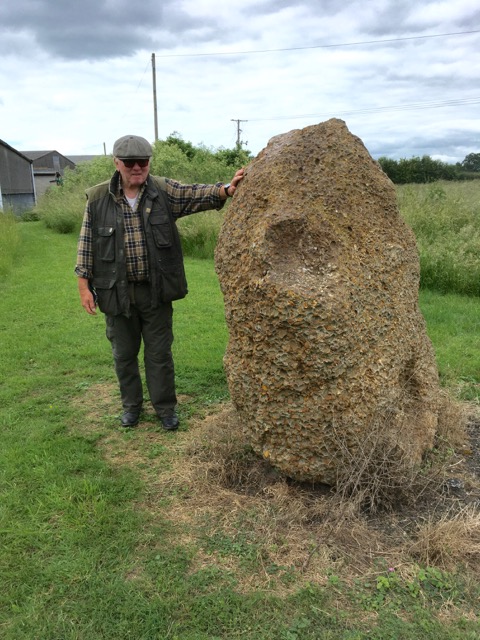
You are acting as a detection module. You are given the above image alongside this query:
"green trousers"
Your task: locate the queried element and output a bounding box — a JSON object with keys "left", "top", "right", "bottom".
{"left": 105, "top": 282, "right": 177, "bottom": 418}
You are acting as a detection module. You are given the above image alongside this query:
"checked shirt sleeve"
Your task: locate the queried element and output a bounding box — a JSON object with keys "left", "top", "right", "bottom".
{"left": 163, "top": 178, "right": 225, "bottom": 218}
{"left": 74, "top": 203, "right": 93, "bottom": 279}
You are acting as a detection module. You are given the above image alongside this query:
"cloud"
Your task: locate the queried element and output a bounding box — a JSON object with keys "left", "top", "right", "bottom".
{"left": 0, "top": 1, "right": 478, "bottom": 162}
{"left": 0, "top": 0, "right": 203, "bottom": 60}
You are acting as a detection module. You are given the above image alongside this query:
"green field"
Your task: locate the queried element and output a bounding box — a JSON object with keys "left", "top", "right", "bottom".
{"left": 0, "top": 176, "right": 479, "bottom": 638}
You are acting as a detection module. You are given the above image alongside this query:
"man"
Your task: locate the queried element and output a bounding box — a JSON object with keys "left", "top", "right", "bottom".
{"left": 75, "top": 134, "right": 244, "bottom": 430}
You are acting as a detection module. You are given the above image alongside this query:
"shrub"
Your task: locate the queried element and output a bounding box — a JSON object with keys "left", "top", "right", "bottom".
{"left": 378, "top": 155, "right": 461, "bottom": 183}
{"left": 35, "top": 156, "right": 115, "bottom": 234}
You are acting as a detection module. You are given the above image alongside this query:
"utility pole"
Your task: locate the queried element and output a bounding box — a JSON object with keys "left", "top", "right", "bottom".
{"left": 231, "top": 119, "right": 248, "bottom": 149}
{"left": 152, "top": 53, "right": 159, "bottom": 141}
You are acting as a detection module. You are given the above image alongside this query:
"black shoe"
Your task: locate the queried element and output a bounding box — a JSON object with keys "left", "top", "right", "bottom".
{"left": 160, "top": 414, "right": 179, "bottom": 431}
{"left": 120, "top": 411, "right": 140, "bottom": 428}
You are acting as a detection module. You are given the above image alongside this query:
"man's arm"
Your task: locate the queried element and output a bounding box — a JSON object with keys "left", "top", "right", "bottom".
{"left": 75, "top": 202, "right": 96, "bottom": 315}
{"left": 165, "top": 168, "right": 245, "bottom": 218}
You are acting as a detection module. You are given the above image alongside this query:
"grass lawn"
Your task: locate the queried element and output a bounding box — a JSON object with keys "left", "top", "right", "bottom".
{"left": 0, "top": 222, "right": 479, "bottom": 639}
{"left": 419, "top": 290, "right": 480, "bottom": 401}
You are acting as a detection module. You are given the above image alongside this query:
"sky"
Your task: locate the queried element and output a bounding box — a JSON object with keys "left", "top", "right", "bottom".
{"left": 0, "top": 0, "right": 479, "bottom": 164}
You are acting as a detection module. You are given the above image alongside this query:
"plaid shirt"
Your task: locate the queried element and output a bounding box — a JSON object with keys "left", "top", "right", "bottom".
{"left": 75, "top": 175, "right": 224, "bottom": 281}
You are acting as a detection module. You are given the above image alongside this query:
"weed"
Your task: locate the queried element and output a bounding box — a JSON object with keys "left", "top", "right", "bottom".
{"left": 358, "top": 565, "right": 463, "bottom": 612}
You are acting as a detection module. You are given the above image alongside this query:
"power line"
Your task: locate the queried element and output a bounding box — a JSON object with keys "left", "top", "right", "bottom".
{"left": 154, "top": 30, "right": 480, "bottom": 59}
{"left": 245, "top": 96, "right": 480, "bottom": 123}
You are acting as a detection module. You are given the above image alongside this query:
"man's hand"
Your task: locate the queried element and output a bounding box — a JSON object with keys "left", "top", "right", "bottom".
{"left": 78, "top": 277, "right": 97, "bottom": 315}
{"left": 222, "top": 167, "right": 245, "bottom": 198}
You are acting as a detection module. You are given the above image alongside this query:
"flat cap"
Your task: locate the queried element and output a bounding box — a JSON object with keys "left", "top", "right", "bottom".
{"left": 113, "top": 135, "right": 152, "bottom": 158}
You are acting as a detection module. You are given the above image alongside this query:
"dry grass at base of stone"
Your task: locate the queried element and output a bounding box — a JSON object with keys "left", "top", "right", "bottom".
{"left": 71, "top": 385, "right": 480, "bottom": 591}
{"left": 408, "top": 505, "right": 480, "bottom": 569}
{"left": 332, "top": 390, "right": 469, "bottom": 516}
{"left": 165, "top": 401, "right": 480, "bottom": 585}
{"left": 171, "top": 408, "right": 388, "bottom": 587}
{"left": 332, "top": 422, "right": 426, "bottom": 517}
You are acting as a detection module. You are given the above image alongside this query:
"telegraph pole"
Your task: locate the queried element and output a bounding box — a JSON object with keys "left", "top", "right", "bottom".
{"left": 231, "top": 119, "right": 248, "bottom": 149}
{"left": 152, "top": 53, "right": 159, "bottom": 141}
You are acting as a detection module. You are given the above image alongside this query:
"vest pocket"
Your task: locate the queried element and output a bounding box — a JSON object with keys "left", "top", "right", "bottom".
{"left": 157, "top": 262, "right": 188, "bottom": 302}
{"left": 97, "top": 226, "right": 115, "bottom": 261}
{"left": 149, "top": 214, "right": 172, "bottom": 248}
{"left": 91, "top": 277, "right": 118, "bottom": 315}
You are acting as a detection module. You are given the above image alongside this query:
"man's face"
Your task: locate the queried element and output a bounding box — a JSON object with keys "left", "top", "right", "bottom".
{"left": 114, "top": 157, "right": 150, "bottom": 190}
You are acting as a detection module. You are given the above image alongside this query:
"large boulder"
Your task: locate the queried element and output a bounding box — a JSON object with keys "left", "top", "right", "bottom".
{"left": 215, "top": 119, "right": 440, "bottom": 484}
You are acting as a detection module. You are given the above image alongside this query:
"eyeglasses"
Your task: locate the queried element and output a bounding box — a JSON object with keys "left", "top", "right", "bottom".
{"left": 120, "top": 158, "right": 150, "bottom": 168}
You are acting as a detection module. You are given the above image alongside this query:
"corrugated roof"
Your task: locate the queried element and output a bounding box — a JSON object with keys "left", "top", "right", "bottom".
{"left": 21, "top": 150, "right": 52, "bottom": 160}
{"left": 21, "top": 150, "right": 75, "bottom": 162}
{"left": 0, "top": 139, "right": 33, "bottom": 163}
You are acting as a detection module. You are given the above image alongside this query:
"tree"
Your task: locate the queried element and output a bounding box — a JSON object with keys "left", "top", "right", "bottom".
{"left": 165, "top": 132, "right": 197, "bottom": 160}
{"left": 377, "top": 157, "right": 400, "bottom": 183}
{"left": 461, "top": 153, "right": 480, "bottom": 172}
{"left": 214, "top": 146, "right": 253, "bottom": 168}
{"left": 377, "top": 155, "right": 460, "bottom": 184}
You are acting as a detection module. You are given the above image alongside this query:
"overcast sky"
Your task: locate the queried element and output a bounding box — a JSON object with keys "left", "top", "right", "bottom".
{"left": 1, "top": 0, "right": 479, "bottom": 163}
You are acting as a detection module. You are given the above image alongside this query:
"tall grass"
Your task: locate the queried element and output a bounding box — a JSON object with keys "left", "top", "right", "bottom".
{"left": 398, "top": 181, "right": 480, "bottom": 296}
{"left": 0, "top": 212, "right": 20, "bottom": 276}
{"left": 177, "top": 209, "right": 226, "bottom": 259}
{"left": 180, "top": 180, "right": 480, "bottom": 279}
{"left": 30, "top": 149, "right": 480, "bottom": 295}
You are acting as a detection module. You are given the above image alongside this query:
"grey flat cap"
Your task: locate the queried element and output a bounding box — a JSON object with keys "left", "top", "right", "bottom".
{"left": 113, "top": 135, "right": 152, "bottom": 158}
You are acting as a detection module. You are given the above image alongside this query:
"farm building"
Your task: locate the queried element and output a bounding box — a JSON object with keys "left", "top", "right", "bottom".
{"left": 0, "top": 139, "right": 36, "bottom": 214}
{"left": 21, "top": 150, "right": 76, "bottom": 198}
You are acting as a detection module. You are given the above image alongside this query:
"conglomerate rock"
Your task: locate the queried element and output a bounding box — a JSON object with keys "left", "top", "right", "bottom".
{"left": 215, "top": 119, "right": 441, "bottom": 484}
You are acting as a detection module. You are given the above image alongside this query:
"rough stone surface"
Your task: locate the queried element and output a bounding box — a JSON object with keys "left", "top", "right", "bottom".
{"left": 215, "top": 119, "right": 441, "bottom": 484}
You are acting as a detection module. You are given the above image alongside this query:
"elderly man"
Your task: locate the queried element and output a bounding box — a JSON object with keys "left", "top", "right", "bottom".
{"left": 75, "top": 134, "right": 244, "bottom": 430}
